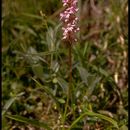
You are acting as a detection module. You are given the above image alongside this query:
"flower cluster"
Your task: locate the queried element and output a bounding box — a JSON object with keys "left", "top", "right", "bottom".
{"left": 60, "top": 0, "right": 79, "bottom": 43}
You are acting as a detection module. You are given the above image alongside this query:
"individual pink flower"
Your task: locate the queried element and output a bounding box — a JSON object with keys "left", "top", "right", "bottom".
{"left": 60, "top": 0, "right": 79, "bottom": 43}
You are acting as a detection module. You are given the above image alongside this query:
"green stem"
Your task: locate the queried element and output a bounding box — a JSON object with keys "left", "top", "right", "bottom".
{"left": 62, "top": 42, "right": 72, "bottom": 130}
{"left": 68, "top": 43, "right": 72, "bottom": 103}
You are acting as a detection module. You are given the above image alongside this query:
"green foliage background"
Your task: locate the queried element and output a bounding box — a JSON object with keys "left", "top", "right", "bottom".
{"left": 2, "top": 0, "right": 128, "bottom": 129}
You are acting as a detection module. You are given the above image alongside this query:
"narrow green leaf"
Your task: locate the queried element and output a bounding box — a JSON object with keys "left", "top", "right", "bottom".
{"left": 2, "top": 92, "right": 24, "bottom": 116}
{"left": 32, "top": 64, "right": 44, "bottom": 80}
{"left": 2, "top": 98, "right": 17, "bottom": 116}
{"left": 32, "top": 78, "right": 60, "bottom": 106}
{"left": 14, "top": 50, "right": 62, "bottom": 57}
{"left": 57, "top": 77, "right": 68, "bottom": 92}
{"left": 5, "top": 114, "right": 52, "bottom": 130}
{"left": 83, "top": 42, "right": 89, "bottom": 56}
{"left": 99, "top": 68, "right": 109, "bottom": 77}
{"left": 119, "top": 125, "right": 128, "bottom": 130}
{"left": 57, "top": 98, "right": 65, "bottom": 104}
{"left": 69, "top": 110, "right": 119, "bottom": 129}
{"left": 77, "top": 66, "right": 90, "bottom": 86}
{"left": 21, "top": 13, "right": 43, "bottom": 19}
{"left": 2, "top": 116, "right": 10, "bottom": 130}
{"left": 86, "top": 76, "right": 101, "bottom": 97}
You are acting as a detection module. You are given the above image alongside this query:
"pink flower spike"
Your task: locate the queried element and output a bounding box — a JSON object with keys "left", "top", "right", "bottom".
{"left": 60, "top": 0, "right": 80, "bottom": 43}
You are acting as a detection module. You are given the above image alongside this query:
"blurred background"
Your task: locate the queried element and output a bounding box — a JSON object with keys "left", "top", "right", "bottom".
{"left": 2, "top": 0, "right": 128, "bottom": 129}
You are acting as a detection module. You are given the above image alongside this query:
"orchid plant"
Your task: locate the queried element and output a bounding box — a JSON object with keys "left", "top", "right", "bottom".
{"left": 60, "top": 0, "right": 80, "bottom": 129}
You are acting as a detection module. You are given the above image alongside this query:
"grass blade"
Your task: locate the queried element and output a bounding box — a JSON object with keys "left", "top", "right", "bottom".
{"left": 5, "top": 114, "right": 52, "bottom": 130}
{"left": 21, "top": 13, "right": 43, "bottom": 20}
{"left": 69, "top": 110, "right": 119, "bottom": 129}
